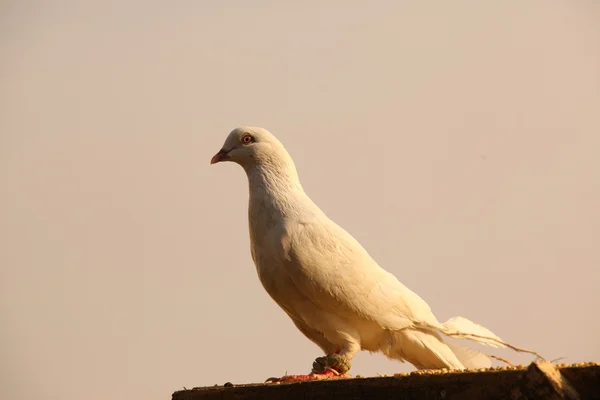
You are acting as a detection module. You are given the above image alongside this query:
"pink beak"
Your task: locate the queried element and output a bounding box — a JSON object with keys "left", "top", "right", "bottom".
{"left": 210, "top": 149, "right": 228, "bottom": 165}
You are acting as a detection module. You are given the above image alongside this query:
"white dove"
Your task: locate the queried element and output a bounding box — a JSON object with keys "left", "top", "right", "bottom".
{"left": 211, "top": 126, "right": 535, "bottom": 382}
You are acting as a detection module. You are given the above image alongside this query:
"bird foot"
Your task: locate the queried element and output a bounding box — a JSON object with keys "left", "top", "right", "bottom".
{"left": 312, "top": 354, "right": 352, "bottom": 375}
{"left": 265, "top": 369, "right": 350, "bottom": 383}
{"left": 265, "top": 354, "right": 352, "bottom": 383}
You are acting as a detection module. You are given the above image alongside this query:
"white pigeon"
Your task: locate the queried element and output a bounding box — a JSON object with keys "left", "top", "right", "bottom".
{"left": 211, "top": 126, "right": 527, "bottom": 381}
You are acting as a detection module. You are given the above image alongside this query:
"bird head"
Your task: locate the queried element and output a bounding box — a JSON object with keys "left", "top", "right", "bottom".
{"left": 210, "top": 126, "right": 285, "bottom": 169}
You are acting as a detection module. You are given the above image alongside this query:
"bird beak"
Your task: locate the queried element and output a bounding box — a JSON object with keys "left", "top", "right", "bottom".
{"left": 210, "top": 148, "right": 229, "bottom": 165}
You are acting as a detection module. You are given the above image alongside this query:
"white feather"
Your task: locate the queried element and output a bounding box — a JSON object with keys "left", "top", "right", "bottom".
{"left": 444, "top": 341, "right": 493, "bottom": 369}
{"left": 440, "top": 316, "right": 506, "bottom": 348}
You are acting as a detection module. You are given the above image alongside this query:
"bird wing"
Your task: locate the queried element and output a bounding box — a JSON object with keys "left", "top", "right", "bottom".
{"left": 281, "top": 216, "right": 442, "bottom": 331}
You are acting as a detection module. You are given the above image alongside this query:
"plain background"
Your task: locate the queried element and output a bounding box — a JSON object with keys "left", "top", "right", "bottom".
{"left": 2, "top": 1, "right": 599, "bottom": 400}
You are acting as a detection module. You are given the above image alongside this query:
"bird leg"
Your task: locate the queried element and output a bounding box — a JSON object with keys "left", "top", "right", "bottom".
{"left": 265, "top": 354, "right": 352, "bottom": 383}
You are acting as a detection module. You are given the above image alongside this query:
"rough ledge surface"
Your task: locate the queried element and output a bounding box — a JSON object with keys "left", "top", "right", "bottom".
{"left": 172, "top": 362, "right": 599, "bottom": 400}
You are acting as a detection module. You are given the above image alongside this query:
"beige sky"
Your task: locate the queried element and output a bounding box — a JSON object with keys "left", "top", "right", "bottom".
{"left": 2, "top": 1, "right": 600, "bottom": 399}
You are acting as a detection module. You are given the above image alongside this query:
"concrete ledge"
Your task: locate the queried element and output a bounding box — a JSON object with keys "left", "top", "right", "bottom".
{"left": 172, "top": 362, "right": 599, "bottom": 400}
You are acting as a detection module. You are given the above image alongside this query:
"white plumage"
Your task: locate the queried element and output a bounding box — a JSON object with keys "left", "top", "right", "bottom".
{"left": 211, "top": 126, "right": 525, "bottom": 376}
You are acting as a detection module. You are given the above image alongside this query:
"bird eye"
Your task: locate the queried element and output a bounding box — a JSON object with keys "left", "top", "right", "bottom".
{"left": 241, "top": 134, "right": 253, "bottom": 144}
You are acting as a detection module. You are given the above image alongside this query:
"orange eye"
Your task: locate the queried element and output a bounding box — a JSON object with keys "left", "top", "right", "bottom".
{"left": 241, "top": 134, "right": 253, "bottom": 144}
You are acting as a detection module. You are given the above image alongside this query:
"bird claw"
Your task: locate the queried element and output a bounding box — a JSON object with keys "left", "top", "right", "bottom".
{"left": 265, "top": 369, "right": 350, "bottom": 383}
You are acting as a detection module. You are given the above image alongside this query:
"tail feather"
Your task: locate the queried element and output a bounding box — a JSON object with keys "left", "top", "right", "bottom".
{"left": 386, "top": 317, "right": 545, "bottom": 371}
{"left": 427, "top": 316, "right": 544, "bottom": 362}
{"left": 386, "top": 329, "right": 465, "bottom": 370}
{"left": 440, "top": 316, "right": 506, "bottom": 348}
{"left": 445, "top": 341, "right": 492, "bottom": 369}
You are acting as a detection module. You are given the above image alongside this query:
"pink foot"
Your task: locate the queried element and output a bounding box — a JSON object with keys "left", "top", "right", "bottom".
{"left": 265, "top": 369, "right": 351, "bottom": 383}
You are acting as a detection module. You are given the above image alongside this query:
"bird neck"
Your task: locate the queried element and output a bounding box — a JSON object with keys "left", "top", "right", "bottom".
{"left": 245, "top": 159, "right": 307, "bottom": 221}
